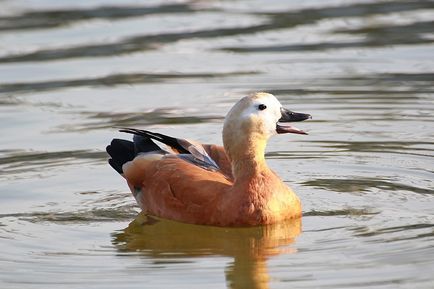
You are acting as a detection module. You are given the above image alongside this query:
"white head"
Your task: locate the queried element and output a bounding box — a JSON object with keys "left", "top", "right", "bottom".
{"left": 224, "top": 92, "right": 310, "bottom": 136}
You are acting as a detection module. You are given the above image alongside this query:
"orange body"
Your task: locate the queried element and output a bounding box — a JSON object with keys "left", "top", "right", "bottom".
{"left": 123, "top": 143, "right": 301, "bottom": 227}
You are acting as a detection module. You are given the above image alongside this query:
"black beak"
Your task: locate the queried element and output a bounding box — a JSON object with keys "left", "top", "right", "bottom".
{"left": 276, "top": 107, "right": 311, "bottom": 135}
{"left": 279, "top": 107, "right": 311, "bottom": 122}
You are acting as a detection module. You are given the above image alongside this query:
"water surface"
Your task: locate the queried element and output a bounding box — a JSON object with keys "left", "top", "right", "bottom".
{"left": 1, "top": 0, "right": 433, "bottom": 288}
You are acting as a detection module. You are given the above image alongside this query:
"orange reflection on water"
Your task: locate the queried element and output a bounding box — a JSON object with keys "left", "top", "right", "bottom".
{"left": 113, "top": 213, "right": 301, "bottom": 289}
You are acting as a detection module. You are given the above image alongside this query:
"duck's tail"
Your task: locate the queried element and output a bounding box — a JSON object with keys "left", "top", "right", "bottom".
{"left": 106, "top": 133, "right": 163, "bottom": 174}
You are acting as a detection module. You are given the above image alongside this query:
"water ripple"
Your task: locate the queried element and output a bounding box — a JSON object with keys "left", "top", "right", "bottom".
{"left": 221, "top": 21, "right": 434, "bottom": 53}
{"left": 312, "top": 141, "right": 434, "bottom": 157}
{"left": 304, "top": 207, "right": 379, "bottom": 217}
{"left": 57, "top": 110, "right": 223, "bottom": 132}
{"left": 303, "top": 178, "right": 434, "bottom": 195}
{"left": 0, "top": 25, "right": 271, "bottom": 63}
{"left": 0, "top": 3, "right": 203, "bottom": 32}
{"left": 0, "top": 149, "right": 106, "bottom": 177}
{"left": 0, "top": 71, "right": 258, "bottom": 94}
{"left": 1, "top": 1, "right": 431, "bottom": 63}
{"left": 0, "top": 206, "right": 137, "bottom": 223}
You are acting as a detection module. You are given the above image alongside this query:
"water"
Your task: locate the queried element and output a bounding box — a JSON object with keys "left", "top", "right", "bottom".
{"left": 1, "top": 0, "right": 433, "bottom": 288}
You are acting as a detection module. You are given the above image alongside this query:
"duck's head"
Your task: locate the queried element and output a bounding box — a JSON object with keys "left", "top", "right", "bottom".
{"left": 223, "top": 92, "right": 311, "bottom": 159}
{"left": 224, "top": 92, "right": 311, "bottom": 138}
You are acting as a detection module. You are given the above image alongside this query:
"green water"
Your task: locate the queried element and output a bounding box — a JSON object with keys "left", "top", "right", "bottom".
{"left": 1, "top": 0, "right": 433, "bottom": 288}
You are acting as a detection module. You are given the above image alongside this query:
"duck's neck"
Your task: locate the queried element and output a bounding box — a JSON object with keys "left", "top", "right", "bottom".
{"left": 224, "top": 132, "right": 271, "bottom": 181}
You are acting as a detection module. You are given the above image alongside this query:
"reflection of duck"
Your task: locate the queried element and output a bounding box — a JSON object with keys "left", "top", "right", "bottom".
{"left": 113, "top": 213, "right": 301, "bottom": 289}
{"left": 107, "top": 93, "right": 310, "bottom": 226}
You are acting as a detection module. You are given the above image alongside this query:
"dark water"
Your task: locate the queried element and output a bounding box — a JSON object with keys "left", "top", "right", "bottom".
{"left": 1, "top": 0, "right": 433, "bottom": 288}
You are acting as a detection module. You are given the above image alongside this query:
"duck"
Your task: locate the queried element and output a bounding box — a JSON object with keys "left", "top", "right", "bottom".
{"left": 106, "top": 92, "right": 311, "bottom": 226}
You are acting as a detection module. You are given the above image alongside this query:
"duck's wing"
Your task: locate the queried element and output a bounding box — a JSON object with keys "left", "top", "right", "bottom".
{"left": 122, "top": 153, "right": 232, "bottom": 224}
{"left": 118, "top": 128, "right": 231, "bottom": 176}
{"left": 201, "top": 144, "right": 232, "bottom": 179}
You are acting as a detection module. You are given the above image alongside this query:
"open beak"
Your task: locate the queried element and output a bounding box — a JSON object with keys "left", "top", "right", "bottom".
{"left": 276, "top": 107, "right": 311, "bottom": 135}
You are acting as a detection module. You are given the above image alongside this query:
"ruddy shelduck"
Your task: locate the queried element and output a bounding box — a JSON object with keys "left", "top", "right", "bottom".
{"left": 107, "top": 92, "right": 311, "bottom": 226}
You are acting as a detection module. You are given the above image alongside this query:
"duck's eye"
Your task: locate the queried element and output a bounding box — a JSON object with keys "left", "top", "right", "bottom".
{"left": 258, "top": 104, "right": 267, "bottom": 111}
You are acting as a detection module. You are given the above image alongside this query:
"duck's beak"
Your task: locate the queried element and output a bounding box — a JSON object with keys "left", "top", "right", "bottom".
{"left": 276, "top": 107, "right": 311, "bottom": 135}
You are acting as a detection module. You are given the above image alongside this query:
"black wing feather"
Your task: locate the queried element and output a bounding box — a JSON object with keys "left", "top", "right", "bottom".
{"left": 119, "top": 128, "right": 189, "bottom": 154}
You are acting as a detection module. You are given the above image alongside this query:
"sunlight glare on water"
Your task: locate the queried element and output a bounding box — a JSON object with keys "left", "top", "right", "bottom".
{"left": 0, "top": 0, "right": 433, "bottom": 288}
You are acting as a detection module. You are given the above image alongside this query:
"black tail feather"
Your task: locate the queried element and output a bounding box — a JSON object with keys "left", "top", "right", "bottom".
{"left": 119, "top": 128, "right": 189, "bottom": 154}
{"left": 107, "top": 131, "right": 168, "bottom": 174}
{"left": 106, "top": 139, "right": 135, "bottom": 174}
